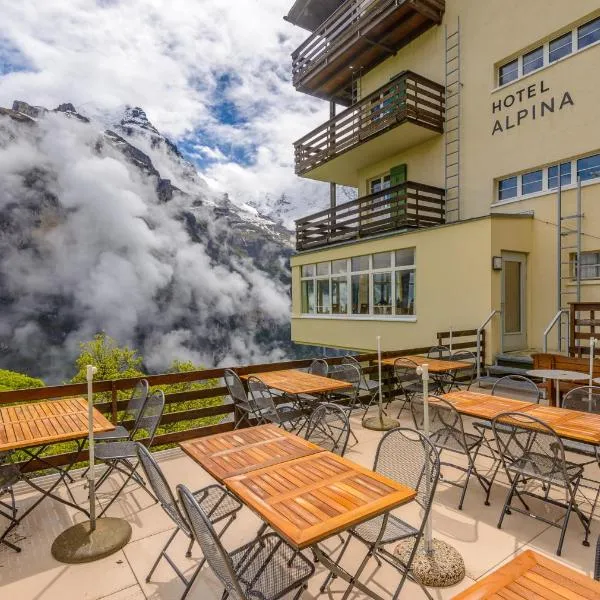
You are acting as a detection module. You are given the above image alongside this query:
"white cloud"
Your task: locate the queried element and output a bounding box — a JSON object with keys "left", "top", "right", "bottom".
{"left": 0, "top": 0, "right": 335, "bottom": 217}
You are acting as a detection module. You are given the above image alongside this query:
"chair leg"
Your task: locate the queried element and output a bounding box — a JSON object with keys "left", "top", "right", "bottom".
{"left": 340, "top": 543, "right": 376, "bottom": 600}
{"left": 320, "top": 532, "right": 352, "bottom": 592}
{"left": 146, "top": 528, "right": 180, "bottom": 582}
{"left": 498, "top": 473, "right": 520, "bottom": 529}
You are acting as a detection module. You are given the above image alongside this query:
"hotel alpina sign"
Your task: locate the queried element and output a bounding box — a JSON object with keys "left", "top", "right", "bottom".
{"left": 492, "top": 80, "right": 574, "bottom": 135}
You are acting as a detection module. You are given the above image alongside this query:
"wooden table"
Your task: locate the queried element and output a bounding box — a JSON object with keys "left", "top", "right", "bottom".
{"left": 241, "top": 369, "right": 352, "bottom": 395}
{"left": 380, "top": 355, "right": 471, "bottom": 373}
{"left": 180, "top": 424, "right": 324, "bottom": 482}
{"left": 0, "top": 397, "right": 114, "bottom": 452}
{"left": 452, "top": 549, "right": 600, "bottom": 599}
{"left": 441, "top": 391, "right": 600, "bottom": 445}
{"left": 0, "top": 398, "right": 114, "bottom": 549}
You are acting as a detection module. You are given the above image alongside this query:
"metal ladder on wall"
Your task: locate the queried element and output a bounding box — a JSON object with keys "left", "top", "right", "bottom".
{"left": 444, "top": 18, "right": 461, "bottom": 222}
{"left": 556, "top": 180, "right": 583, "bottom": 352}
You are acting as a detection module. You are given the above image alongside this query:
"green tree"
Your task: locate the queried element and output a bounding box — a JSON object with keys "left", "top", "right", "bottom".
{"left": 0, "top": 369, "right": 45, "bottom": 392}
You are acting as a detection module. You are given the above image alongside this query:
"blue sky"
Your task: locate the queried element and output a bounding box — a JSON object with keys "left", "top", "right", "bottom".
{"left": 0, "top": 0, "right": 331, "bottom": 217}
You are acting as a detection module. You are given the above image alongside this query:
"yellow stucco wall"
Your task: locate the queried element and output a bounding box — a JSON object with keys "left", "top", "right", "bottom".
{"left": 291, "top": 215, "right": 533, "bottom": 357}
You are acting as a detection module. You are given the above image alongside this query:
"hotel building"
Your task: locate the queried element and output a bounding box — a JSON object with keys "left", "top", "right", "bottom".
{"left": 284, "top": 0, "right": 600, "bottom": 361}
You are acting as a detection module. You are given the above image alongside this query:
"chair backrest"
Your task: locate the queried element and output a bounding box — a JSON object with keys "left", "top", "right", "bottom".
{"left": 132, "top": 389, "right": 165, "bottom": 446}
{"left": 428, "top": 345, "right": 451, "bottom": 360}
{"left": 374, "top": 428, "right": 440, "bottom": 515}
{"left": 304, "top": 403, "right": 351, "bottom": 456}
{"left": 411, "top": 395, "right": 469, "bottom": 453}
{"left": 308, "top": 358, "right": 328, "bottom": 377}
{"left": 246, "top": 376, "right": 277, "bottom": 421}
{"left": 177, "top": 484, "right": 246, "bottom": 600}
{"left": 492, "top": 411, "right": 571, "bottom": 485}
{"left": 136, "top": 443, "right": 189, "bottom": 535}
{"left": 124, "top": 379, "right": 149, "bottom": 427}
{"left": 562, "top": 386, "right": 600, "bottom": 413}
{"left": 450, "top": 351, "right": 476, "bottom": 387}
{"left": 492, "top": 375, "right": 541, "bottom": 403}
{"left": 393, "top": 357, "right": 420, "bottom": 392}
{"left": 224, "top": 369, "right": 248, "bottom": 405}
{"left": 329, "top": 363, "right": 361, "bottom": 394}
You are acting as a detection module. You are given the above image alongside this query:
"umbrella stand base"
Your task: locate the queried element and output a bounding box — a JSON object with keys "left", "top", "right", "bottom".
{"left": 51, "top": 518, "right": 132, "bottom": 564}
{"left": 362, "top": 415, "right": 399, "bottom": 431}
{"left": 395, "top": 538, "right": 465, "bottom": 587}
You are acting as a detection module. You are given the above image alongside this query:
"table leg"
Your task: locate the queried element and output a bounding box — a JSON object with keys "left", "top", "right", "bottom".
{"left": 555, "top": 378, "right": 560, "bottom": 408}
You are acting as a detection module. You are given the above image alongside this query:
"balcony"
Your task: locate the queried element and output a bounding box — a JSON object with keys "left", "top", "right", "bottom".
{"left": 292, "top": 0, "right": 445, "bottom": 105}
{"left": 294, "top": 71, "right": 445, "bottom": 185}
{"left": 296, "top": 180, "right": 445, "bottom": 250}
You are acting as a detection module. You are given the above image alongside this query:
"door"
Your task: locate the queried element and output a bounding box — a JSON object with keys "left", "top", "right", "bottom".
{"left": 502, "top": 252, "right": 527, "bottom": 351}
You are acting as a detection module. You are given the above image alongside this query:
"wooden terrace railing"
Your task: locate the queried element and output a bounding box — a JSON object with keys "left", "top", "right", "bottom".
{"left": 296, "top": 180, "right": 445, "bottom": 250}
{"left": 294, "top": 71, "right": 445, "bottom": 175}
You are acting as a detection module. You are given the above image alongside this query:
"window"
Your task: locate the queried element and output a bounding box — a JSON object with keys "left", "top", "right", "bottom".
{"left": 578, "top": 16, "right": 600, "bottom": 49}
{"left": 370, "top": 175, "right": 391, "bottom": 195}
{"left": 572, "top": 251, "right": 600, "bottom": 279}
{"left": 300, "top": 249, "right": 416, "bottom": 317}
{"left": 549, "top": 32, "right": 572, "bottom": 62}
{"left": 577, "top": 154, "right": 600, "bottom": 182}
{"left": 498, "top": 59, "right": 518, "bottom": 86}
{"left": 521, "top": 170, "right": 543, "bottom": 195}
{"left": 498, "top": 176, "right": 518, "bottom": 201}
{"left": 548, "top": 163, "right": 572, "bottom": 189}
{"left": 497, "top": 16, "right": 600, "bottom": 87}
{"left": 522, "top": 47, "right": 543, "bottom": 74}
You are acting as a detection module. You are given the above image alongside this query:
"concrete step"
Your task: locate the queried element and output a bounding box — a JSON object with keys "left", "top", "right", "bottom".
{"left": 495, "top": 352, "right": 534, "bottom": 368}
{"left": 487, "top": 364, "right": 531, "bottom": 377}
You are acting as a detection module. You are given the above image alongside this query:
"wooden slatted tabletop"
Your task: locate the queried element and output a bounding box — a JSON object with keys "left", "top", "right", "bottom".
{"left": 380, "top": 355, "right": 471, "bottom": 373}
{"left": 452, "top": 549, "right": 600, "bottom": 599}
{"left": 0, "top": 398, "right": 114, "bottom": 452}
{"left": 180, "top": 424, "right": 325, "bottom": 482}
{"left": 441, "top": 391, "right": 535, "bottom": 420}
{"left": 225, "top": 451, "right": 417, "bottom": 549}
{"left": 240, "top": 369, "right": 352, "bottom": 395}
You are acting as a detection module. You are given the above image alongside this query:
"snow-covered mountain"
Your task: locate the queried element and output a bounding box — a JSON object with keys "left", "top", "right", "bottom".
{"left": 0, "top": 100, "right": 303, "bottom": 382}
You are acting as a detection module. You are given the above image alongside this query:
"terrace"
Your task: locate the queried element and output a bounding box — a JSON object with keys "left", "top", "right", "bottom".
{"left": 1, "top": 346, "right": 599, "bottom": 599}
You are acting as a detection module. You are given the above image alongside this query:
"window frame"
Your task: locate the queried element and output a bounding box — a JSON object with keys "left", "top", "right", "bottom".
{"left": 571, "top": 251, "right": 600, "bottom": 280}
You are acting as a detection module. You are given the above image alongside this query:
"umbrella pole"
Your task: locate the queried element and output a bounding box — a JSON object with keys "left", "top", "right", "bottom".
{"left": 395, "top": 363, "right": 465, "bottom": 587}
{"left": 87, "top": 365, "right": 97, "bottom": 531}
{"left": 363, "top": 336, "right": 399, "bottom": 431}
{"left": 589, "top": 338, "right": 596, "bottom": 410}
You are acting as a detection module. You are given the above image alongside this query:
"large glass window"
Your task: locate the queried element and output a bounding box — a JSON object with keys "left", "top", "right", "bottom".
{"left": 577, "top": 154, "right": 600, "bottom": 182}
{"left": 373, "top": 273, "right": 392, "bottom": 315}
{"left": 373, "top": 252, "right": 391, "bottom": 269}
{"left": 498, "top": 177, "right": 518, "bottom": 201}
{"left": 522, "top": 47, "right": 543, "bottom": 74}
{"left": 316, "top": 279, "right": 330, "bottom": 314}
{"left": 351, "top": 255, "right": 370, "bottom": 272}
{"left": 331, "top": 277, "right": 348, "bottom": 314}
{"left": 301, "top": 280, "right": 314, "bottom": 314}
{"left": 499, "top": 59, "right": 518, "bottom": 86}
{"left": 548, "top": 163, "right": 572, "bottom": 189}
{"left": 578, "top": 16, "right": 600, "bottom": 49}
{"left": 395, "top": 270, "right": 416, "bottom": 315}
{"left": 351, "top": 274, "right": 370, "bottom": 315}
{"left": 521, "top": 170, "right": 543, "bottom": 195}
{"left": 549, "top": 32, "right": 572, "bottom": 62}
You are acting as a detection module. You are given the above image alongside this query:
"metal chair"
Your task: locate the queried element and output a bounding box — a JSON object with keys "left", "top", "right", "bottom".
{"left": 304, "top": 403, "right": 351, "bottom": 456}
{"left": 427, "top": 345, "right": 451, "bottom": 360}
{"left": 342, "top": 355, "right": 379, "bottom": 408}
{"left": 97, "top": 379, "right": 149, "bottom": 442}
{"left": 0, "top": 464, "right": 22, "bottom": 552}
{"left": 562, "top": 386, "right": 600, "bottom": 460}
{"left": 320, "top": 428, "right": 440, "bottom": 600}
{"left": 448, "top": 351, "right": 477, "bottom": 391}
{"left": 177, "top": 484, "right": 315, "bottom": 600}
{"left": 595, "top": 535, "right": 600, "bottom": 580}
{"left": 136, "top": 444, "right": 242, "bottom": 599}
{"left": 94, "top": 390, "right": 166, "bottom": 516}
{"left": 224, "top": 369, "right": 261, "bottom": 429}
{"left": 328, "top": 363, "right": 361, "bottom": 444}
{"left": 492, "top": 411, "right": 591, "bottom": 556}
{"left": 412, "top": 395, "right": 492, "bottom": 509}
{"left": 246, "top": 376, "right": 305, "bottom": 430}
{"left": 491, "top": 374, "right": 542, "bottom": 401}
{"left": 308, "top": 358, "right": 328, "bottom": 377}
{"left": 393, "top": 357, "right": 421, "bottom": 417}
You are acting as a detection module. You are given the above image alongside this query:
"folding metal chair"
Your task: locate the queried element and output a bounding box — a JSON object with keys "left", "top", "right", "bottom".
{"left": 137, "top": 444, "right": 242, "bottom": 599}
{"left": 224, "top": 369, "right": 260, "bottom": 429}
{"left": 246, "top": 376, "right": 306, "bottom": 430}
{"left": 0, "top": 464, "right": 22, "bottom": 552}
{"left": 562, "top": 386, "right": 600, "bottom": 462}
{"left": 342, "top": 355, "right": 379, "bottom": 410}
{"left": 320, "top": 428, "right": 440, "bottom": 600}
{"left": 94, "top": 390, "right": 165, "bottom": 516}
{"left": 304, "top": 403, "right": 351, "bottom": 456}
{"left": 392, "top": 357, "right": 421, "bottom": 417}
{"left": 412, "top": 395, "right": 492, "bottom": 509}
{"left": 448, "top": 351, "right": 477, "bottom": 391}
{"left": 492, "top": 411, "right": 591, "bottom": 556}
{"left": 328, "top": 363, "right": 361, "bottom": 444}
{"left": 177, "top": 484, "right": 315, "bottom": 600}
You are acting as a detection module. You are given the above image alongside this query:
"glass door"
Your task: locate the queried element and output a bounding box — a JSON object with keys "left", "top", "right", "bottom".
{"left": 502, "top": 252, "right": 527, "bottom": 351}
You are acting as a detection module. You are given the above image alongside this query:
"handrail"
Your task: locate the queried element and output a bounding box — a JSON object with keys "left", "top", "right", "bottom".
{"left": 542, "top": 309, "right": 570, "bottom": 353}
{"left": 476, "top": 310, "right": 501, "bottom": 381}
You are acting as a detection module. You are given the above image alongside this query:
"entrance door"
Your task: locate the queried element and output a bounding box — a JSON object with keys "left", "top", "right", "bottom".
{"left": 502, "top": 252, "right": 527, "bottom": 351}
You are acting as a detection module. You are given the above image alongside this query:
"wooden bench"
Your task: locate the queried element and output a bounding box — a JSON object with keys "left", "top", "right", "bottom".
{"left": 532, "top": 353, "right": 600, "bottom": 401}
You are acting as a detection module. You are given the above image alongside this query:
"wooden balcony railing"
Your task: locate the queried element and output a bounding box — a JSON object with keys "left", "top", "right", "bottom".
{"left": 292, "top": 0, "right": 445, "bottom": 104}
{"left": 294, "top": 71, "right": 445, "bottom": 175}
{"left": 296, "top": 180, "right": 445, "bottom": 250}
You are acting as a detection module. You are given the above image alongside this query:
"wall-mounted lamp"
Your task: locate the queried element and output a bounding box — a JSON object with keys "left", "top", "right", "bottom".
{"left": 492, "top": 256, "right": 503, "bottom": 270}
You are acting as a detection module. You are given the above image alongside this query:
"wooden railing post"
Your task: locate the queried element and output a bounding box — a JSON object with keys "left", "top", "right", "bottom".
{"left": 111, "top": 382, "right": 118, "bottom": 425}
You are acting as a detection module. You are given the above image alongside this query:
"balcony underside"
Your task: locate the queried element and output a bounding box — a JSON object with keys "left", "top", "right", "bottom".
{"left": 298, "top": 119, "right": 440, "bottom": 187}
{"left": 293, "top": 0, "right": 445, "bottom": 105}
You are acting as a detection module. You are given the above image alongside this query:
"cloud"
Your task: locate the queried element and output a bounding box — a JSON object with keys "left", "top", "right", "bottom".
{"left": 0, "top": 0, "right": 334, "bottom": 216}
